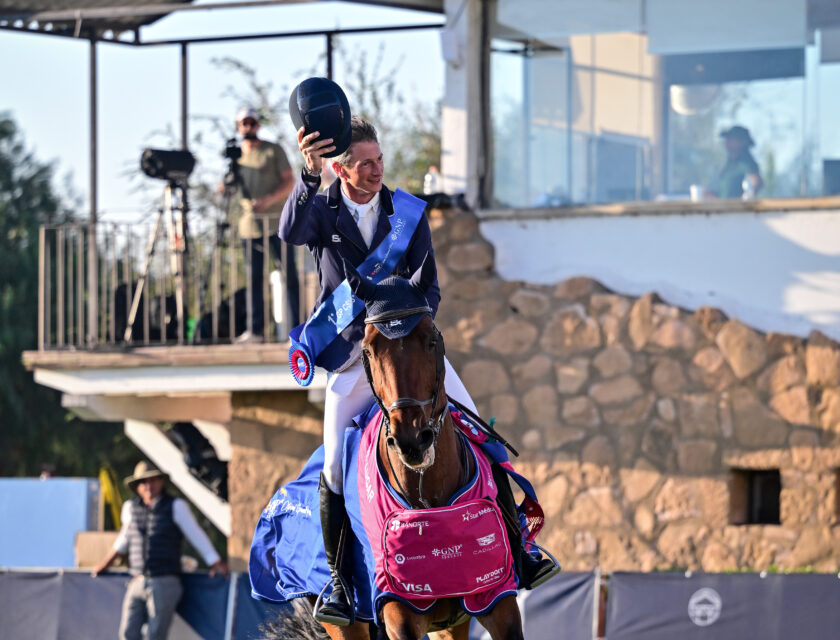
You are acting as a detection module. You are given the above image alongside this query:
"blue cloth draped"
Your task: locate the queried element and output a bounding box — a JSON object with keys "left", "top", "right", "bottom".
{"left": 248, "top": 403, "right": 538, "bottom": 621}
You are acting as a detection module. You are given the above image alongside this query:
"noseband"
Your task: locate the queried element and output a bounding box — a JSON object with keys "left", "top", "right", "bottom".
{"left": 360, "top": 307, "right": 447, "bottom": 446}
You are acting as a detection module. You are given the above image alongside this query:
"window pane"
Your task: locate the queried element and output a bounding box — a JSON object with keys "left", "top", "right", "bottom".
{"left": 489, "top": 7, "right": 840, "bottom": 208}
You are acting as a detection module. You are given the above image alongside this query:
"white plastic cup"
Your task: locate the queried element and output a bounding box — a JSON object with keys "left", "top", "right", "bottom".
{"left": 689, "top": 185, "right": 704, "bottom": 202}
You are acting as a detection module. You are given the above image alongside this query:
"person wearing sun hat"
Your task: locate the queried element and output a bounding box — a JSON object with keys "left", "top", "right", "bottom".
{"left": 713, "top": 124, "right": 762, "bottom": 199}
{"left": 92, "top": 461, "right": 228, "bottom": 640}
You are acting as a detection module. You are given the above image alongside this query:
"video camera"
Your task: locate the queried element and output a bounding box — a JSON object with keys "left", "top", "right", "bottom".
{"left": 223, "top": 138, "right": 241, "bottom": 161}
{"left": 140, "top": 148, "right": 195, "bottom": 183}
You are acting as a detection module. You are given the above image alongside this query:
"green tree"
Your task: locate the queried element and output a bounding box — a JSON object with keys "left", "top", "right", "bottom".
{"left": 0, "top": 113, "right": 138, "bottom": 481}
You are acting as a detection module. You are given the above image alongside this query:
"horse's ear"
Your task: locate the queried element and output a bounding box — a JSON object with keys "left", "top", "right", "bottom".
{"left": 409, "top": 253, "right": 436, "bottom": 294}
{"left": 343, "top": 258, "right": 376, "bottom": 301}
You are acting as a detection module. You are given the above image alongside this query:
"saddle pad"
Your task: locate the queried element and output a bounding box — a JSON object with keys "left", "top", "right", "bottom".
{"left": 382, "top": 498, "right": 512, "bottom": 599}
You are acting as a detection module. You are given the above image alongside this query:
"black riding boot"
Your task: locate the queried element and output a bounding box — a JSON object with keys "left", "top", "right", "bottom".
{"left": 492, "top": 464, "right": 559, "bottom": 590}
{"left": 315, "top": 473, "right": 355, "bottom": 626}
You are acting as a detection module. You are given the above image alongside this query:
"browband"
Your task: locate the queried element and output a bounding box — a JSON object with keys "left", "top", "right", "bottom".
{"left": 364, "top": 306, "right": 432, "bottom": 324}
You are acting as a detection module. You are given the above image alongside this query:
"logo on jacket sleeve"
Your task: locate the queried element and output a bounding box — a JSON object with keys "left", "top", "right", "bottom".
{"left": 331, "top": 234, "right": 341, "bottom": 243}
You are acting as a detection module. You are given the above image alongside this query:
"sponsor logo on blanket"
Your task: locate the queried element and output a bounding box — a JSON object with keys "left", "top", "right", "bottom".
{"left": 400, "top": 582, "right": 433, "bottom": 593}
{"left": 462, "top": 506, "right": 493, "bottom": 522}
{"left": 394, "top": 553, "right": 426, "bottom": 565}
{"left": 475, "top": 567, "right": 506, "bottom": 585}
{"left": 390, "top": 518, "right": 430, "bottom": 532}
{"left": 477, "top": 533, "right": 496, "bottom": 547}
{"left": 431, "top": 544, "right": 463, "bottom": 559}
{"left": 263, "top": 497, "right": 312, "bottom": 519}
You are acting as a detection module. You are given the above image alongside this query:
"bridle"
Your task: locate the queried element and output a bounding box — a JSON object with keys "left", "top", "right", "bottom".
{"left": 360, "top": 306, "right": 447, "bottom": 442}
{"left": 360, "top": 307, "right": 449, "bottom": 508}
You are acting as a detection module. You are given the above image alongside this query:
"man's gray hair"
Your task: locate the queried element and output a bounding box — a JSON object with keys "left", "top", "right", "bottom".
{"left": 335, "top": 117, "right": 379, "bottom": 166}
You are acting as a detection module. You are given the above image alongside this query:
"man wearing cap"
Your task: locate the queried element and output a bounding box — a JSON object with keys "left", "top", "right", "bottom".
{"left": 92, "top": 461, "right": 228, "bottom": 640}
{"left": 227, "top": 107, "right": 300, "bottom": 341}
{"left": 713, "top": 125, "right": 762, "bottom": 199}
{"left": 281, "top": 79, "right": 557, "bottom": 625}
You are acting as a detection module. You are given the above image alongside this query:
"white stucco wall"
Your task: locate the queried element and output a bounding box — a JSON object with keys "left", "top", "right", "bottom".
{"left": 479, "top": 209, "right": 840, "bottom": 341}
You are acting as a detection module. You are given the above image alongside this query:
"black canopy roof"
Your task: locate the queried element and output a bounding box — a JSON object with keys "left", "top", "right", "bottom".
{"left": 0, "top": 1, "right": 195, "bottom": 39}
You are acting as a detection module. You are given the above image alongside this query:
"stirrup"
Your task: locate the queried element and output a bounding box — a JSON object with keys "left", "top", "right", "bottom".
{"left": 523, "top": 542, "right": 561, "bottom": 589}
{"left": 313, "top": 581, "right": 355, "bottom": 626}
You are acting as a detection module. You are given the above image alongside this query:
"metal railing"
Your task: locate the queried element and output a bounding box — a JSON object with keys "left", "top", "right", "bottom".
{"left": 37, "top": 215, "right": 316, "bottom": 350}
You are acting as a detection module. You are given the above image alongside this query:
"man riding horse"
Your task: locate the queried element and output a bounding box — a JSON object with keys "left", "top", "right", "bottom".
{"left": 269, "top": 78, "right": 557, "bottom": 628}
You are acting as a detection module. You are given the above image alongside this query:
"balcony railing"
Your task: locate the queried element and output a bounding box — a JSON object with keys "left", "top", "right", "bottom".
{"left": 37, "top": 214, "right": 316, "bottom": 350}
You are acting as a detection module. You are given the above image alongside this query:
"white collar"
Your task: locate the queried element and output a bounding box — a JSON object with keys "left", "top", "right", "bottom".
{"left": 340, "top": 186, "right": 380, "bottom": 220}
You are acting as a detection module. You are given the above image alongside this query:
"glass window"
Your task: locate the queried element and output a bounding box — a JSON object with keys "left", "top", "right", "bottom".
{"left": 490, "top": 7, "right": 840, "bottom": 208}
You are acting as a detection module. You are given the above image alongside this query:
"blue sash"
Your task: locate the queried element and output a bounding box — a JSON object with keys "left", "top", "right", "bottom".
{"left": 288, "top": 189, "right": 427, "bottom": 385}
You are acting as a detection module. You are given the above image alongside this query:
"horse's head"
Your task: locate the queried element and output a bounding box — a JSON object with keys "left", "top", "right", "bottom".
{"left": 346, "top": 256, "right": 446, "bottom": 470}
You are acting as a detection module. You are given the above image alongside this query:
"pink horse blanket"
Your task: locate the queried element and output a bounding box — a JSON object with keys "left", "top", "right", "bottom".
{"left": 357, "top": 410, "right": 518, "bottom": 615}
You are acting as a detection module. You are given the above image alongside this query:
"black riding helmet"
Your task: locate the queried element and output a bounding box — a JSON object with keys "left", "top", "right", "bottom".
{"left": 289, "top": 77, "right": 352, "bottom": 158}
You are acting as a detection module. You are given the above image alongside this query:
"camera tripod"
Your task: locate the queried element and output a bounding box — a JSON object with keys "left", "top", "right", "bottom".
{"left": 124, "top": 181, "right": 189, "bottom": 344}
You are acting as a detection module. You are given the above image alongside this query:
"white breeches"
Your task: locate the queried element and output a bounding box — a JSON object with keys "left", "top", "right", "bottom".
{"left": 322, "top": 356, "right": 477, "bottom": 494}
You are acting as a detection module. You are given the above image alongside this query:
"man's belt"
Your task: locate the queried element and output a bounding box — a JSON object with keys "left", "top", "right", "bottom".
{"left": 288, "top": 189, "right": 427, "bottom": 386}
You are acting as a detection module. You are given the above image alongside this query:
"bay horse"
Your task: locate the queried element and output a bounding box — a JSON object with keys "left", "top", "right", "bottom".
{"left": 307, "top": 258, "right": 524, "bottom": 640}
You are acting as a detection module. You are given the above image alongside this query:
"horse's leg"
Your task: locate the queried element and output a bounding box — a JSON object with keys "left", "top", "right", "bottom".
{"left": 320, "top": 621, "right": 372, "bottom": 640}
{"left": 380, "top": 601, "right": 429, "bottom": 640}
{"left": 304, "top": 595, "right": 372, "bottom": 640}
{"left": 428, "top": 620, "right": 471, "bottom": 640}
{"left": 476, "top": 595, "right": 524, "bottom": 640}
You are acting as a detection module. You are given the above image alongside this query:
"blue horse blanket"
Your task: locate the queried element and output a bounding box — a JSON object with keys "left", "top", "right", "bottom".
{"left": 248, "top": 403, "right": 543, "bottom": 622}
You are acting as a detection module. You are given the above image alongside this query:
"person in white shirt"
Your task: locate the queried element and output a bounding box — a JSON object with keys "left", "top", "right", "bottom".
{"left": 92, "top": 461, "right": 228, "bottom": 640}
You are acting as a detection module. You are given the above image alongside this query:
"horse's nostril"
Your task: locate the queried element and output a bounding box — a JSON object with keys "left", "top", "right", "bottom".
{"left": 386, "top": 436, "right": 397, "bottom": 449}
{"left": 417, "top": 428, "right": 434, "bottom": 449}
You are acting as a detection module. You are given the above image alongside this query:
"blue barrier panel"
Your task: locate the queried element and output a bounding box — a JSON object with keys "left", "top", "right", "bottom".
{"left": 0, "top": 571, "right": 63, "bottom": 639}
{"left": 178, "top": 573, "right": 229, "bottom": 638}
{"left": 58, "top": 573, "right": 131, "bottom": 639}
{"left": 606, "top": 572, "right": 840, "bottom": 639}
{"left": 234, "top": 573, "right": 293, "bottom": 639}
{"left": 470, "top": 572, "right": 598, "bottom": 640}
{"left": 0, "top": 571, "right": 129, "bottom": 640}
{"left": 0, "top": 570, "right": 305, "bottom": 640}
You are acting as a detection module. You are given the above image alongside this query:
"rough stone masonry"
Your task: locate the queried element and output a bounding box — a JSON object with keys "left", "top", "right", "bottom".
{"left": 428, "top": 206, "right": 840, "bottom": 573}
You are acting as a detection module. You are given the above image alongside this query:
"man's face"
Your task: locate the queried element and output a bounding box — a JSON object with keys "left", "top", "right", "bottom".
{"left": 237, "top": 117, "right": 260, "bottom": 141}
{"left": 335, "top": 141, "right": 384, "bottom": 196}
{"left": 136, "top": 477, "right": 165, "bottom": 504}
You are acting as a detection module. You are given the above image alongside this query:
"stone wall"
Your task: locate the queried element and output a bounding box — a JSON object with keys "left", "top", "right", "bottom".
{"left": 227, "top": 390, "right": 323, "bottom": 571}
{"left": 429, "top": 206, "right": 840, "bottom": 572}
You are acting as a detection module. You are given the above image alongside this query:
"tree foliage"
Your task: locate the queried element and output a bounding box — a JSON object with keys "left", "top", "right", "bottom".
{"left": 0, "top": 113, "right": 138, "bottom": 480}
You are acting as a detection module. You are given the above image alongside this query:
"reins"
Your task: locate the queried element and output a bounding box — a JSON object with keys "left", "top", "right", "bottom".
{"left": 361, "top": 309, "right": 452, "bottom": 509}
{"left": 361, "top": 309, "right": 447, "bottom": 444}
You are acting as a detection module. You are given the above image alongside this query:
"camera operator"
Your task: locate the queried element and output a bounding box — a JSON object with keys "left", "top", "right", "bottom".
{"left": 220, "top": 107, "right": 300, "bottom": 342}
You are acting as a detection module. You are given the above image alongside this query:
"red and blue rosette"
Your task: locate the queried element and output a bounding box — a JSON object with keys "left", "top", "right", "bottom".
{"left": 288, "top": 340, "right": 314, "bottom": 387}
{"left": 288, "top": 324, "right": 315, "bottom": 387}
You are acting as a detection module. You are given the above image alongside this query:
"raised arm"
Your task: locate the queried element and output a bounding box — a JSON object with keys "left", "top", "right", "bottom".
{"left": 279, "top": 127, "right": 336, "bottom": 246}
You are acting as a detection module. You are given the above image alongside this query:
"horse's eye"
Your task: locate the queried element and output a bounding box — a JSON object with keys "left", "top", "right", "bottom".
{"left": 428, "top": 340, "right": 437, "bottom": 351}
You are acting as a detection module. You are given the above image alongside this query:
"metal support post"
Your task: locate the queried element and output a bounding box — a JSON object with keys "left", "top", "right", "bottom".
{"left": 326, "top": 33, "right": 333, "bottom": 80}
{"left": 87, "top": 38, "right": 99, "bottom": 346}
{"left": 180, "top": 42, "right": 188, "bottom": 150}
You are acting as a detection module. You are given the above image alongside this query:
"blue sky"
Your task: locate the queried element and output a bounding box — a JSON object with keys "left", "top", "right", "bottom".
{"left": 0, "top": 1, "right": 445, "bottom": 220}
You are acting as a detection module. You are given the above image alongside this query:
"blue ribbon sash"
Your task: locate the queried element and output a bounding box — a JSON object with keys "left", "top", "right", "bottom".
{"left": 288, "top": 189, "right": 427, "bottom": 385}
